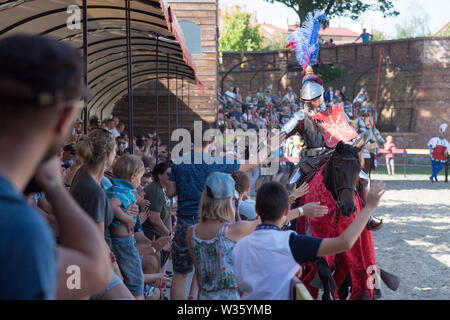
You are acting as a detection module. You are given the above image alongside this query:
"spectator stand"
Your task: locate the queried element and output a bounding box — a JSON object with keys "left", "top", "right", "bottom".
{"left": 0, "top": 0, "right": 202, "bottom": 156}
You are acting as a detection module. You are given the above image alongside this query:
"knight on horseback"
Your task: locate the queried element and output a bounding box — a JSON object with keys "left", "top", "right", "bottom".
{"left": 281, "top": 68, "right": 383, "bottom": 231}
{"left": 280, "top": 10, "right": 397, "bottom": 300}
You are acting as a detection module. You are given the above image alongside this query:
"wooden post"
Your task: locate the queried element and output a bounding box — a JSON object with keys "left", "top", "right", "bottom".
{"left": 403, "top": 149, "right": 407, "bottom": 178}
{"left": 445, "top": 154, "right": 449, "bottom": 182}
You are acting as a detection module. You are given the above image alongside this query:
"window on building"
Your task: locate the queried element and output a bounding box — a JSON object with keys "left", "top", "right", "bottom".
{"left": 179, "top": 20, "right": 201, "bottom": 55}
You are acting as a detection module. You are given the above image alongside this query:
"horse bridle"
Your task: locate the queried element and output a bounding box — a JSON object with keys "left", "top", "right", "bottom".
{"left": 331, "top": 156, "right": 359, "bottom": 211}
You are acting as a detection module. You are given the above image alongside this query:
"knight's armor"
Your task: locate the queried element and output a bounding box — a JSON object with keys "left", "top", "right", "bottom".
{"left": 282, "top": 80, "right": 329, "bottom": 156}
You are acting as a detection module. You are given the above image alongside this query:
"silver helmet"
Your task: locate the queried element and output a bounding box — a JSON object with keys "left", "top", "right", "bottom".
{"left": 300, "top": 80, "right": 324, "bottom": 102}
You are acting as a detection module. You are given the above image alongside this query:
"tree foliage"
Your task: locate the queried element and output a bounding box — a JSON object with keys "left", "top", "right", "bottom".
{"left": 372, "top": 30, "right": 387, "bottom": 41}
{"left": 314, "top": 64, "right": 345, "bottom": 84}
{"left": 219, "top": 7, "right": 263, "bottom": 59}
{"left": 264, "top": 0, "right": 399, "bottom": 25}
{"left": 395, "top": 14, "right": 432, "bottom": 39}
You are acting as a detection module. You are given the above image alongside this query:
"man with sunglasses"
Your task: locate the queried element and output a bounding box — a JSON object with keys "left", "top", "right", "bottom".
{"left": 116, "top": 136, "right": 128, "bottom": 156}
{"left": 0, "top": 34, "right": 112, "bottom": 299}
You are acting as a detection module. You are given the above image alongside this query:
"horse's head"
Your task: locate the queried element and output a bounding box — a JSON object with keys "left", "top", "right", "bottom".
{"left": 325, "top": 141, "right": 363, "bottom": 217}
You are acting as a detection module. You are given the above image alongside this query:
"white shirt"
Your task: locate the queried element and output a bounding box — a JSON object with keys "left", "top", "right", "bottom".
{"left": 111, "top": 127, "right": 121, "bottom": 138}
{"left": 283, "top": 93, "right": 296, "bottom": 104}
{"left": 233, "top": 229, "right": 300, "bottom": 300}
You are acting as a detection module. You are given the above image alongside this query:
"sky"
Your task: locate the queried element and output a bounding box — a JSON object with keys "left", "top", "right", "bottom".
{"left": 219, "top": 0, "right": 450, "bottom": 38}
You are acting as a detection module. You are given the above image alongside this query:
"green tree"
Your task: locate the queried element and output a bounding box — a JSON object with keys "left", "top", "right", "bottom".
{"left": 372, "top": 30, "right": 387, "bottom": 41}
{"left": 395, "top": 14, "right": 432, "bottom": 39}
{"left": 264, "top": 0, "right": 399, "bottom": 25}
{"left": 261, "top": 31, "right": 289, "bottom": 51}
{"left": 219, "top": 7, "right": 263, "bottom": 60}
{"left": 314, "top": 64, "right": 345, "bottom": 84}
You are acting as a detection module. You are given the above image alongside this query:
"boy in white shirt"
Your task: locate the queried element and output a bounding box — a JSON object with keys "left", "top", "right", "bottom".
{"left": 232, "top": 180, "right": 385, "bottom": 300}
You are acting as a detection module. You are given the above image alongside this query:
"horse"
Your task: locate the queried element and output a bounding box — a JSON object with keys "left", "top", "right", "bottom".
{"left": 293, "top": 141, "right": 398, "bottom": 299}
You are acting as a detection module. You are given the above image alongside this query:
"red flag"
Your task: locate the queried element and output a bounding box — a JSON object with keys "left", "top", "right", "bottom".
{"left": 311, "top": 103, "right": 358, "bottom": 147}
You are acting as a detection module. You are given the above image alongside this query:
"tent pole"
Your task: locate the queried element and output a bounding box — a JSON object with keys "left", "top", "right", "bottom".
{"left": 82, "top": 0, "right": 88, "bottom": 134}
{"left": 176, "top": 70, "right": 179, "bottom": 129}
{"left": 167, "top": 55, "right": 171, "bottom": 150}
{"left": 181, "top": 78, "right": 184, "bottom": 129}
{"left": 155, "top": 35, "right": 159, "bottom": 163}
{"left": 126, "top": 0, "right": 134, "bottom": 154}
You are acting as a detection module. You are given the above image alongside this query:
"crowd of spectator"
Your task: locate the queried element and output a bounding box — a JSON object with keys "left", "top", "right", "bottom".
{"left": 55, "top": 114, "right": 175, "bottom": 300}
{"left": 218, "top": 84, "right": 378, "bottom": 159}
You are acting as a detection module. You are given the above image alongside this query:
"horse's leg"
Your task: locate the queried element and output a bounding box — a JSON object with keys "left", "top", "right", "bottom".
{"left": 337, "top": 272, "right": 352, "bottom": 300}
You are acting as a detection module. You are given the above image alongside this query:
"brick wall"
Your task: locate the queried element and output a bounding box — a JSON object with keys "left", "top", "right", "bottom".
{"left": 220, "top": 37, "right": 450, "bottom": 149}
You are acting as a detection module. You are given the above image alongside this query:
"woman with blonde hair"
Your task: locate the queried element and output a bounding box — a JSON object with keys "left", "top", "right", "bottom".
{"left": 70, "top": 128, "right": 134, "bottom": 300}
{"left": 186, "top": 172, "right": 260, "bottom": 300}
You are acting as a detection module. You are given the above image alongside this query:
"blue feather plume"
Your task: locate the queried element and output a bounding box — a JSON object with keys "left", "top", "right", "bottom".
{"left": 286, "top": 10, "right": 326, "bottom": 70}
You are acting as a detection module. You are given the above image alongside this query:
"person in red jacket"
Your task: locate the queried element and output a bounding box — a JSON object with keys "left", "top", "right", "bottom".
{"left": 427, "top": 124, "right": 449, "bottom": 182}
{"left": 384, "top": 136, "right": 396, "bottom": 175}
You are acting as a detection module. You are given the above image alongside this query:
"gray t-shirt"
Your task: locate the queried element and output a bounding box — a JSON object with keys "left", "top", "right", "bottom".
{"left": 70, "top": 166, "right": 114, "bottom": 248}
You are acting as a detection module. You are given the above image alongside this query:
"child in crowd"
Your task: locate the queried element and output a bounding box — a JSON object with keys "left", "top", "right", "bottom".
{"left": 186, "top": 172, "right": 327, "bottom": 300}
{"left": 232, "top": 180, "right": 385, "bottom": 300}
{"left": 107, "top": 155, "right": 147, "bottom": 299}
{"left": 231, "top": 171, "right": 258, "bottom": 221}
{"left": 384, "top": 136, "right": 396, "bottom": 175}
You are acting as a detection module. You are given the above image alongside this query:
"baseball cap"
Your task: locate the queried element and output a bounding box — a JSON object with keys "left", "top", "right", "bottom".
{"left": 237, "top": 199, "right": 258, "bottom": 220}
{"left": 0, "top": 34, "right": 89, "bottom": 107}
{"left": 205, "top": 172, "right": 239, "bottom": 200}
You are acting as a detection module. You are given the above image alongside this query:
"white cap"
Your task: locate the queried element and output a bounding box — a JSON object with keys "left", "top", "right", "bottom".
{"left": 439, "top": 124, "right": 447, "bottom": 134}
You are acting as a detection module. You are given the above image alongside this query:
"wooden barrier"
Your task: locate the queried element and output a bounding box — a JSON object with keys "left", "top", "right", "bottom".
{"left": 279, "top": 149, "right": 448, "bottom": 182}
{"left": 376, "top": 148, "right": 448, "bottom": 181}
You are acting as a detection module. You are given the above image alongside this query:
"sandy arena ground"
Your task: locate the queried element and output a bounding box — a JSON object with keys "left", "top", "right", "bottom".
{"left": 370, "top": 173, "right": 450, "bottom": 300}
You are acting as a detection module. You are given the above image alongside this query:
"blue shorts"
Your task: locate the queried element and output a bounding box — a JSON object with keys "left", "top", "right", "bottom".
{"left": 90, "top": 271, "right": 123, "bottom": 300}
{"left": 111, "top": 236, "right": 144, "bottom": 296}
{"left": 172, "top": 216, "right": 199, "bottom": 274}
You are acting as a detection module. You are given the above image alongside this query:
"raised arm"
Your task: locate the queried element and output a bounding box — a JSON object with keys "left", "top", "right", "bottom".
{"left": 240, "top": 131, "right": 286, "bottom": 172}
{"left": 227, "top": 217, "right": 262, "bottom": 243}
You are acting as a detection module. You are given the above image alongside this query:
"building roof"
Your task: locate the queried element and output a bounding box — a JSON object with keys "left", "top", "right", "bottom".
{"left": 288, "top": 25, "right": 360, "bottom": 38}
{"left": 319, "top": 27, "right": 360, "bottom": 37}
{"left": 260, "top": 23, "right": 288, "bottom": 35}
{"left": 434, "top": 22, "right": 450, "bottom": 36}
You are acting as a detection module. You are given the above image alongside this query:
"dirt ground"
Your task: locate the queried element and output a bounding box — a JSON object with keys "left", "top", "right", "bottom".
{"left": 370, "top": 173, "right": 450, "bottom": 300}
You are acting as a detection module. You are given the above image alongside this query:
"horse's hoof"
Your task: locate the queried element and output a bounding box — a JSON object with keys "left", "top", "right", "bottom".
{"left": 367, "top": 217, "right": 383, "bottom": 231}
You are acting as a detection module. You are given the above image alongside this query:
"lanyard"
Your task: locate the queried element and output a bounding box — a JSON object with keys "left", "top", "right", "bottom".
{"left": 256, "top": 224, "right": 280, "bottom": 231}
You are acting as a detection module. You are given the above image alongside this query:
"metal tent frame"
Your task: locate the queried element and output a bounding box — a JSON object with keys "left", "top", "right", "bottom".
{"left": 0, "top": 0, "right": 201, "bottom": 153}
